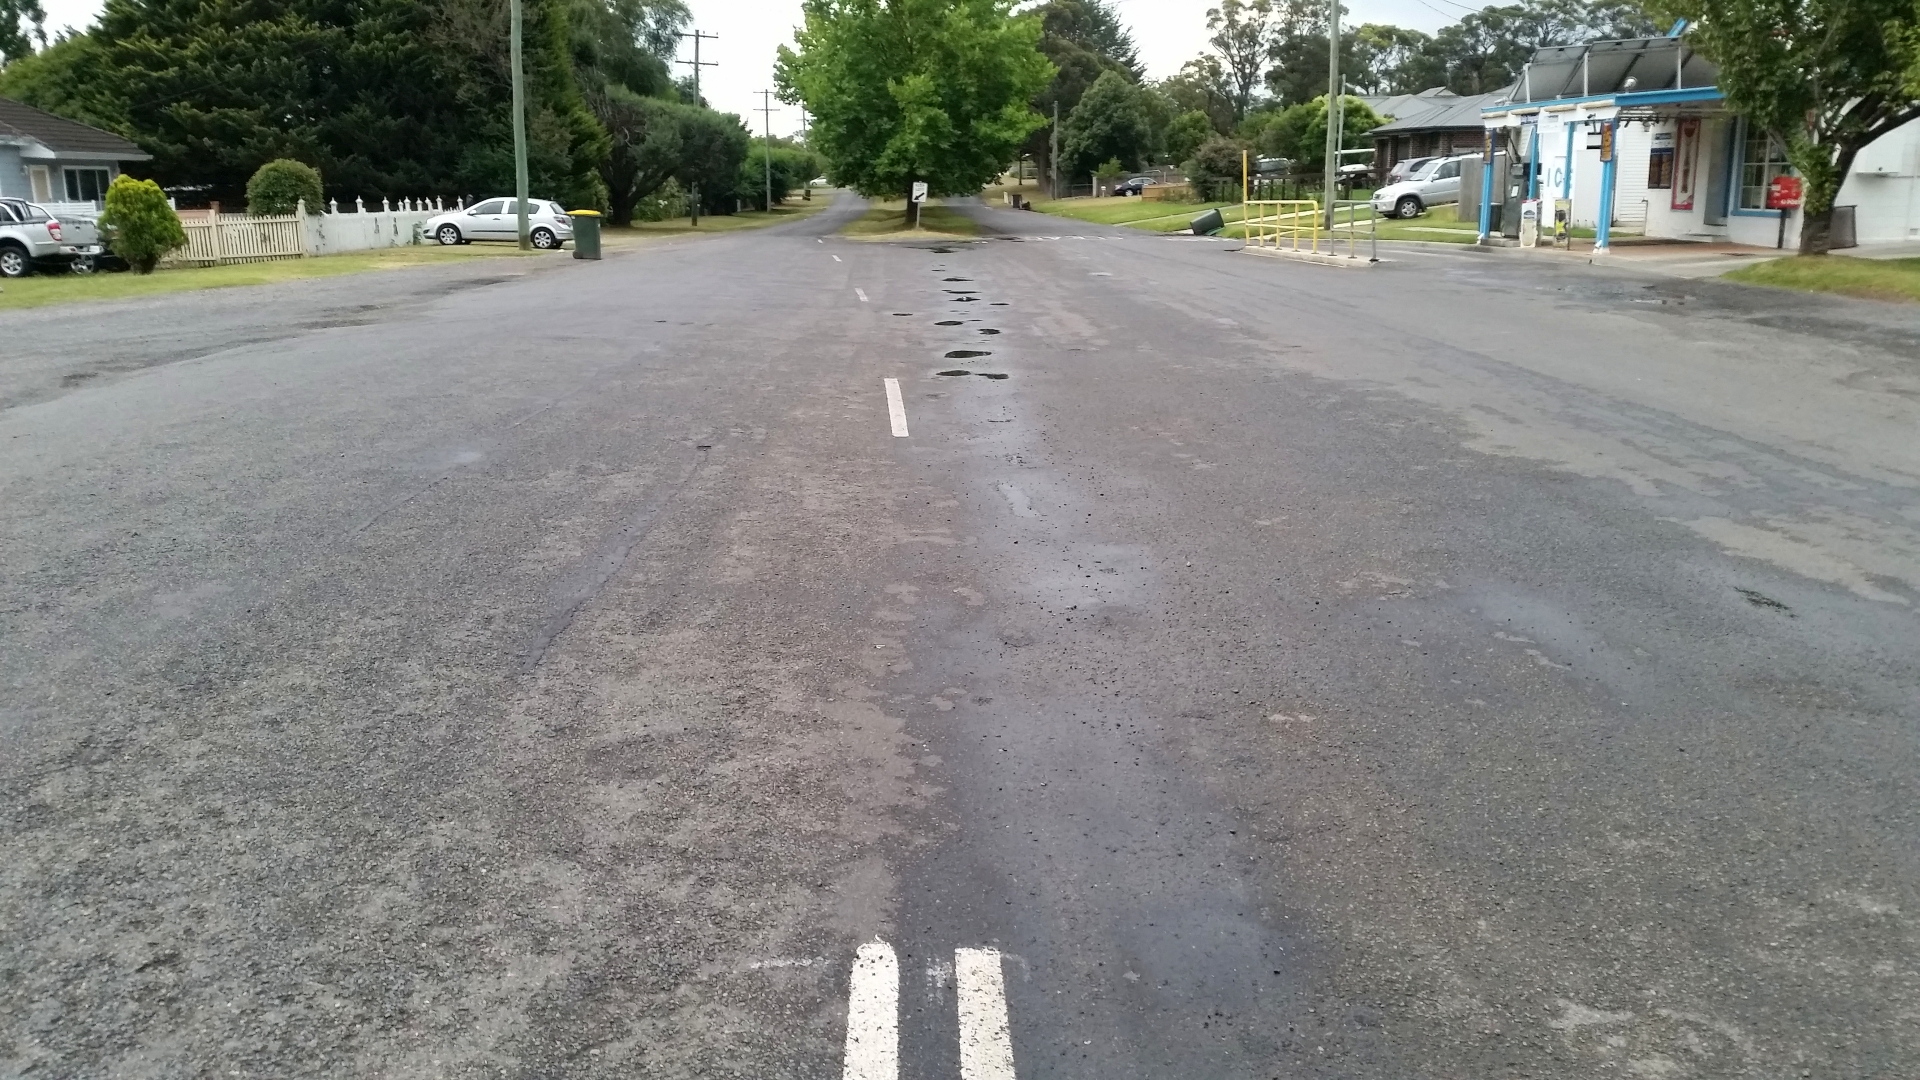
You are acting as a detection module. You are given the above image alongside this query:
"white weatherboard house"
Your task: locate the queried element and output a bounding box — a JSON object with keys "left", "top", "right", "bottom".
{"left": 0, "top": 96, "right": 151, "bottom": 207}
{"left": 1481, "top": 33, "right": 1920, "bottom": 250}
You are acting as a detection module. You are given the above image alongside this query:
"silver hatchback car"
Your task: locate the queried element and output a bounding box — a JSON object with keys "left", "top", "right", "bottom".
{"left": 426, "top": 199, "right": 573, "bottom": 248}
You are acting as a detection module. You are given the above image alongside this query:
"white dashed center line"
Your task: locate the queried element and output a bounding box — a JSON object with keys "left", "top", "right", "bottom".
{"left": 884, "top": 379, "right": 909, "bottom": 437}
{"left": 855, "top": 287, "right": 869, "bottom": 302}
{"left": 843, "top": 941, "right": 899, "bottom": 1080}
{"left": 833, "top": 254, "right": 843, "bottom": 262}
{"left": 955, "top": 948, "right": 1017, "bottom": 1079}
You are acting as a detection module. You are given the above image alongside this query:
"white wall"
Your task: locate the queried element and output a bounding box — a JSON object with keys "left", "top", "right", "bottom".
{"left": 1836, "top": 116, "right": 1920, "bottom": 245}
{"left": 303, "top": 210, "right": 438, "bottom": 256}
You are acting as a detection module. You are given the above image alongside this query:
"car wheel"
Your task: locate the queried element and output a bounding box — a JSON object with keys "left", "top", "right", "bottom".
{"left": 530, "top": 227, "right": 558, "bottom": 250}
{"left": 0, "top": 244, "right": 29, "bottom": 278}
{"left": 69, "top": 255, "right": 97, "bottom": 275}
{"left": 1395, "top": 196, "right": 1423, "bottom": 219}
{"left": 436, "top": 224, "right": 463, "bottom": 246}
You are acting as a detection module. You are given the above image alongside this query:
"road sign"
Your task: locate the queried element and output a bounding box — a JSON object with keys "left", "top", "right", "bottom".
{"left": 911, "top": 181, "right": 928, "bottom": 203}
{"left": 1766, "top": 175, "right": 1804, "bottom": 210}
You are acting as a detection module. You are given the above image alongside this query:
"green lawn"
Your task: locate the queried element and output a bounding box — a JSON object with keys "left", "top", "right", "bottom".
{"left": 1724, "top": 255, "right": 1920, "bottom": 303}
{"left": 0, "top": 243, "right": 553, "bottom": 312}
{"left": 841, "top": 199, "right": 979, "bottom": 239}
{"left": 610, "top": 198, "right": 830, "bottom": 239}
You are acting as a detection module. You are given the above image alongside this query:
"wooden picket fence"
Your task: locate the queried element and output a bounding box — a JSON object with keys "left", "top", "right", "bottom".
{"left": 165, "top": 211, "right": 306, "bottom": 267}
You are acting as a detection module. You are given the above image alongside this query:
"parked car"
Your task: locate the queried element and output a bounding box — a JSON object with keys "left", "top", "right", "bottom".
{"left": 1111, "top": 176, "right": 1155, "bottom": 196}
{"left": 424, "top": 199, "right": 573, "bottom": 249}
{"left": 1254, "top": 157, "right": 1291, "bottom": 176}
{"left": 1386, "top": 156, "right": 1438, "bottom": 184}
{"left": 0, "top": 198, "right": 105, "bottom": 277}
{"left": 1370, "top": 155, "right": 1467, "bottom": 219}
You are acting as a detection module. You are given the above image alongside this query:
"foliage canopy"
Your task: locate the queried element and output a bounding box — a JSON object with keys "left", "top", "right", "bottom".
{"left": 777, "top": 0, "right": 1055, "bottom": 199}
{"left": 100, "top": 174, "right": 186, "bottom": 273}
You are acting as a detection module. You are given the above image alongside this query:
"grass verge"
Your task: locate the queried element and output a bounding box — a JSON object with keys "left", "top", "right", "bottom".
{"left": 0, "top": 243, "right": 552, "bottom": 312}
{"left": 609, "top": 198, "right": 830, "bottom": 240}
{"left": 1723, "top": 255, "right": 1920, "bottom": 303}
{"left": 841, "top": 199, "right": 979, "bottom": 239}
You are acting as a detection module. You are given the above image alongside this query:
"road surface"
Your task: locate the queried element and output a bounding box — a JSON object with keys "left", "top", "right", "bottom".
{"left": 4, "top": 192, "right": 1919, "bottom": 1079}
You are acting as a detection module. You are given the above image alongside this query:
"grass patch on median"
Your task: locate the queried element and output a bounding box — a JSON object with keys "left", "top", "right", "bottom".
{"left": 1723, "top": 255, "right": 1920, "bottom": 304}
{"left": 610, "top": 198, "right": 830, "bottom": 240}
{"left": 0, "top": 243, "right": 551, "bottom": 312}
{"left": 840, "top": 199, "right": 979, "bottom": 239}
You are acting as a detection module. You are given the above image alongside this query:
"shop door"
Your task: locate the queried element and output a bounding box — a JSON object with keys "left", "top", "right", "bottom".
{"left": 1702, "top": 119, "right": 1730, "bottom": 225}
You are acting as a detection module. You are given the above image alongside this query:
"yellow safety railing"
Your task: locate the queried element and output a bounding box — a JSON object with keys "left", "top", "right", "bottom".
{"left": 1241, "top": 199, "right": 1320, "bottom": 251}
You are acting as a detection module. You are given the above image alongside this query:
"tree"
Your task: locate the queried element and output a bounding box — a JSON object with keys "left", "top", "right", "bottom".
{"left": 1061, "top": 69, "right": 1152, "bottom": 179}
{"left": 588, "top": 86, "right": 685, "bottom": 224}
{"left": 1158, "top": 57, "right": 1237, "bottom": 134}
{"left": 1185, "top": 133, "right": 1249, "bottom": 199}
{"left": 672, "top": 106, "right": 750, "bottom": 215}
{"left": 1206, "top": 0, "right": 1277, "bottom": 122}
{"left": 1162, "top": 109, "right": 1215, "bottom": 165}
{"left": 1653, "top": 0, "right": 1920, "bottom": 253}
{"left": 1024, "top": 0, "right": 1142, "bottom": 189}
{"left": 99, "top": 174, "right": 186, "bottom": 273}
{"left": 777, "top": 0, "right": 1054, "bottom": 216}
{"left": 1351, "top": 23, "right": 1442, "bottom": 94}
{"left": 246, "top": 159, "right": 325, "bottom": 215}
{"left": 1, "top": 0, "right": 44, "bottom": 68}
{"left": 1293, "top": 94, "right": 1382, "bottom": 171}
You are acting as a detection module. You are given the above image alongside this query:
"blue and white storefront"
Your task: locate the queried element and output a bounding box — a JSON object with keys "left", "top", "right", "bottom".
{"left": 1481, "top": 35, "right": 1920, "bottom": 251}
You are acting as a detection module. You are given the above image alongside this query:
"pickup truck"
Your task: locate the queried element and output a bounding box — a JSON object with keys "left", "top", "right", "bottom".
{"left": 0, "top": 198, "right": 108, "bottom": 277}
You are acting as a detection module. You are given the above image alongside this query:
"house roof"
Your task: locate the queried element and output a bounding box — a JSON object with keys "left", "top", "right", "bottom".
{"left": 0, "top": 97, "right": 150, "bottom": 160}
{"left": 1356, "top": 87, "right": 1460, "bottom": 128}
{"left": 1371, "top": 90, "right": 1512, "bottom": 134}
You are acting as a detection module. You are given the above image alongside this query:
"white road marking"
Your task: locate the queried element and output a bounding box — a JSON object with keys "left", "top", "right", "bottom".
{"left": 833, "top": 254, "right": 843, "bottom": 262}
{"left": 844, "top": 941, "right": 900, "bottom": 1080}
{"left": 884, "top": 379, "right": 910, "bottom": 437}
{"left": 856, "top": 287, "right": 869, "bottom": 302}
{"left": 955, "top": 948, "right": 1017, "bottom": 1079}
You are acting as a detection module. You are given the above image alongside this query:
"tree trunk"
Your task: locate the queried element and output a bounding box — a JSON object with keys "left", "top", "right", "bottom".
{"left": 906, "top": 188, "right": 920, "bottom": 227}
{"left": 1796, "top": 141, "right": 1860, "bottom": 256}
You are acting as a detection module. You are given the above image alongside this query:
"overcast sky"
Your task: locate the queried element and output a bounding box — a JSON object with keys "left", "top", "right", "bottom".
{"left": 35, "top": 0, "right": 1461, "bottom": 140}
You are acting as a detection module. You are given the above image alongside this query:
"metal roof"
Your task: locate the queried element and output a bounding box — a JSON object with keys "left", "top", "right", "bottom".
{"left": 0, "top": 97, "right": 150, "bottom": 160}
{"left": 1507, "top": 37, "right": 1717, "bottom": 105}
{"left": 1370, "top": 90, "right": 1512, "bottom": 134}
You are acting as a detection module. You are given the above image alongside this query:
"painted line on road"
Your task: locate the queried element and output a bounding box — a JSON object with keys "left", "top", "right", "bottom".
{"left": 856, "top": 287, "right": 869, "bottom": 302}
{"left": 956, "top": 948, "right": 1017, "bottom": 1080}
{"left": 844, "top": 941, "right": 900, "bottom": 1080}
{"left": 884, "top": 379, "right": 909, "bottom": 437}
{"left": 833, "top": 254, "right": 843, "bottom": 262}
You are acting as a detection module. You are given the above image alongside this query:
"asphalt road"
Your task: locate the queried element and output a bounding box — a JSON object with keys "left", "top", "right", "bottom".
{"left": 4, "top": 192, "right": 1918, "bottom": 1080}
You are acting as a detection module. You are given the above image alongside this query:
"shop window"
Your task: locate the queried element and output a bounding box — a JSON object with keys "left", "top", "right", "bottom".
{"left": 1648, "top": 147, "right": 1674, "bottom": 189}
{"left": 1736, "top": 124, "right": 1791, "bottom": 210}
{"left": 64, "top": 167, "right": 112, "bottom": 203}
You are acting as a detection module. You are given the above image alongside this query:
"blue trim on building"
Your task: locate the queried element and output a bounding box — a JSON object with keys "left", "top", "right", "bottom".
{"left": 1481, "top": 86, "right": 1724, "bottom": 115}
{"left": 1724, "top": 116, "right": 1790, "bottom": 219}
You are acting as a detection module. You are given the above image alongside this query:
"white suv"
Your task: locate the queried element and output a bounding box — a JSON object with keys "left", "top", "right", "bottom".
{"left": 1371, "top": 155, "right": 1468, "bottom": 219}
{"left": 425, "top": 199, "right": 573, "bottom": 248}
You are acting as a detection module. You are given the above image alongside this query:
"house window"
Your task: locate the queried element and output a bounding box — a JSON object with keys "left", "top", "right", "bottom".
{"left": 64, "top": 167, "right": 112, "bottom": 203}
{"left": 1648, "top": 148, "right": 1674, "bottom": 189}
{"left": 1737, "top": 124, "right": 1791, "bottom": 210}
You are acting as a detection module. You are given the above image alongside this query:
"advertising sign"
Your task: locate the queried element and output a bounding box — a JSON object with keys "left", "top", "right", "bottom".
{"left": 1598, "top": 122, "right": 1614, "bottom": 164}
{"left": 1671, "top": 118, "right": 1699, "bottom": 210}
{"left": 1553, "top": 198, "right": 1571, "bottom": 246}
{"left": 1765, "top": 175, "right": 1804, "bottom": 210}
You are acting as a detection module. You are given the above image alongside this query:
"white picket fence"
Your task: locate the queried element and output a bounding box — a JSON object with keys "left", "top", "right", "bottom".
{"left": 156, "top": 198, "right": 453, "bottom": 268}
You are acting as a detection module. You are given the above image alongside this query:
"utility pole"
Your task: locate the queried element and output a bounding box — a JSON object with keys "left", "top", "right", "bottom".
{"left": 1322, "top": 0, "right": 1340, "bottom": 234}
{"left": 510, "top": 0, "right": 529, "bottom": 249}
{"left": 1049, "top": 100, "right": 1060, "bottom": 200}
{"left": 758, "top": 90, "right": 781, "bottom": 212}
{"left": 677, "top": 29, "right": 718, "bottom": 226}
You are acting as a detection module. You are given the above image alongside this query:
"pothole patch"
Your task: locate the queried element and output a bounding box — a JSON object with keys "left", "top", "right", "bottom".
{"left": 945, "top": 350, "right": 991, "bottom": 359}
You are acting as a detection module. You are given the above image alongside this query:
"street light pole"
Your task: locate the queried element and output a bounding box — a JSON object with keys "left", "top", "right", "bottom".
{"left": 677, "top": 29, "right": 718, "bottom": 226}
{"left": 510, "top": 0, "right": 529, "bottom": 249}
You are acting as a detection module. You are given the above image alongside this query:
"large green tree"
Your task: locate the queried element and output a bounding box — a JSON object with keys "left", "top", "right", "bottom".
{"left": 1023, "top": 0, "right": 1141, "bottom": 188}
{"left": 1654, "top": 0, "right": 1920, "bottom": 253}
{"left": 777, "top": 0, "right": 1054, "bottom": 216}
{"left": 1060, "top": 69, "right": 1151, "bottom": 179}
{"left": 0, "top": 0, "right": 606, "bottom": 205}
{"left": 1, "top": 0, "right": 44, "bottom": 67}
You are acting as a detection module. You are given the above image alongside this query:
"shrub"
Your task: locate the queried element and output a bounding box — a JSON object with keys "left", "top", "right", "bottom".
{"left": 99, "top": 175, "right": 187, "bottom": 274}
{"left": 1185, "top": 135, "right": 1250, "bottom": 202}
{"left": 246, "top": 158, "right": 324, "bottom": 216}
